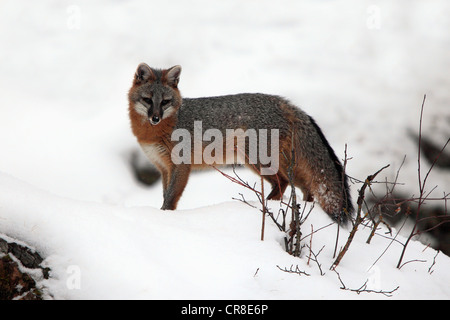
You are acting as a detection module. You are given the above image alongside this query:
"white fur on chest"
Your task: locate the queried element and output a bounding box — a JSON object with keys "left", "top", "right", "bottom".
{"left": 140, "top": 143, "right": 167, "bottom": 168}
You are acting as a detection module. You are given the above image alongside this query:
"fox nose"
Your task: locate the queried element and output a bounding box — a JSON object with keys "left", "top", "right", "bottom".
{"left": 150, "top": 115, "right": 160, "bottom": 125}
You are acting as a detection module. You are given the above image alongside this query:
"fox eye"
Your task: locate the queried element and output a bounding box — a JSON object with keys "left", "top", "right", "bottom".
{"left": 142, "top": 97, "right": 152, "bottom": 105}
{"left": 161, "top": 99, "right": 171, "bottom": 106}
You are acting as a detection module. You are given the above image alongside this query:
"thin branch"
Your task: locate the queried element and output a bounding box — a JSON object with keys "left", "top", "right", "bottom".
{"left": 398, "top": 259, "right": 427, "bottom": 270}
{"left": 428, "top": 250, "right": 439, "bottom": 274}
{"left": 331, "top": 164, "right": 390, "bottom": 270}
{"left": 300, "top": 222, "right": 335, "bottom": 242}
{"left": 307, "top": 224, "right": 314, "bottom": 266}
{"left": 276, "top": 264, "right": 310, "bottom": 277}
{"left": 397, "top": 95, "right": 450, "bottom": 268}
{"left": 306, "top": 244, "right": 326, "bottom": 276}
{"left": 260, "top": 172, "right": 266, "bottom": 241}
{"left": 333, "top": 269, "right": 399, "bottom": 297}
{"left": 232, "top": 193, "right": 257, "bottom": 209}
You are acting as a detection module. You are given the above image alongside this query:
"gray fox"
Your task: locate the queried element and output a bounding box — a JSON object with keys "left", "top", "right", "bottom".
{"left": 128, "top": 63, "right": 353, "bottom": 224}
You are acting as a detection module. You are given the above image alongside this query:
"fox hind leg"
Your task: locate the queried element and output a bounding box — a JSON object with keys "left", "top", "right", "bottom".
{"left": 265, "top": 174, "right": 288, "bottom": 200}
{"left": 245, "top": 163, "right": 289, "bottom": 200}
{"left": 299, "top": 185, "right": 314, "bottom": 202}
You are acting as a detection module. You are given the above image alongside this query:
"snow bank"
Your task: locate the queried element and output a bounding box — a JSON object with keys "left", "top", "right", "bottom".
{"left": 1, "top": 170, "right": 449, "bottom": 300}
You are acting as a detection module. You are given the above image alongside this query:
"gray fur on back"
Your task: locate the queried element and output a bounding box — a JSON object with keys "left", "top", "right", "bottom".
{"left": 177, "top": 93, "right": 301, "bottom": 135}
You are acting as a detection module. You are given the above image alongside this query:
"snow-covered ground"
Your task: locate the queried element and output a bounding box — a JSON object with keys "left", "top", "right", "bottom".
{"left": 0, "top": 0, "right": 449, "bottom": 299}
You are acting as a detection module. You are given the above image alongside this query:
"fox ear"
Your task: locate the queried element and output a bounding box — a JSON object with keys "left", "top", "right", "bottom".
{"left": 165, "top": 65, "right": 182, "bottom": 88}
{"left": 135, "top": 63, "right": 155, "bottom": 83}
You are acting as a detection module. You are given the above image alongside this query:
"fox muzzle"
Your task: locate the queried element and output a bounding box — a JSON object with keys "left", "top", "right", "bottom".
{"left": 147, "top": 107, "right": 162, "bottom": 125}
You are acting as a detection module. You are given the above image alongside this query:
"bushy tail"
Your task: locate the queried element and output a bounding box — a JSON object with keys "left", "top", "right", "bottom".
{"left": 292, "top": 114, "right": 354, "bottom": 224}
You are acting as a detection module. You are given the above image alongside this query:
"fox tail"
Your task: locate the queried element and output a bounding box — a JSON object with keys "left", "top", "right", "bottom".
{"left": 290, "top": 113, "right": 354, "bottom": 224}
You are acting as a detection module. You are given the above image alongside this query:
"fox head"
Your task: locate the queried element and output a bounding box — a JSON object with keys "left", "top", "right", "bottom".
{"left": 129, "top": 63, "right": 182, "bottom": 125}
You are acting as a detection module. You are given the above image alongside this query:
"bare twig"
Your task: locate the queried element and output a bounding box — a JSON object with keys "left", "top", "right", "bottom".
{"left": 212, "top": 164, "right": 270, "bottom": 241}
{"left": 428, "top": 250, "right": 439, "bottom": 274}
{"left": 334, "top": 144, "right": 350, "bottom": 258}
{"left": 276, "top": 264, "right": 310, "bottom": 277}
{"left": 300, "top": 222, "right": 335, "bottom": 242}
{"left": 333, "top": 269, "right": 399, "bottom": 297}
{"left": 306, "top": 244, "right": 326, "bottom": 276}
{"left": 398, "top": 259, "right": 427, "bottom": 270}
{"left": 330, "top": 164, "right": 390, "bottom": 270}
{"left": 278, "top": 127, "right": 305, "bottom": 257}
{"left": 232, "top": 193, "right": 257, "bottom": 209}
{"left": 307, "top": 224, "right": 314, "bottom": 266}
{"left": 396, "top": 95, "right": 450, "bottom": 268}
{"left": 260, "top": 173, "right": 266, "bottom": 241}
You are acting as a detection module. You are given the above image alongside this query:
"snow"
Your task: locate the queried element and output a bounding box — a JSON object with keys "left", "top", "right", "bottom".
{"left": 0, "top": 0, "right": 449, "bottom": 300}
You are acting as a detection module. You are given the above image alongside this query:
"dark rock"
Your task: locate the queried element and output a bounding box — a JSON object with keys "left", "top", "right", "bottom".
{"left": 8, "top": 242, "right": 43, "bottom": 269}
{"left": 0, "top": 236, "right": 50, "bottom": 300}
{"left": 0, "top": 238, "right": 7, "bottom": 254}
{"left": 0, "top": 255, "right": 42, "bottom": 300}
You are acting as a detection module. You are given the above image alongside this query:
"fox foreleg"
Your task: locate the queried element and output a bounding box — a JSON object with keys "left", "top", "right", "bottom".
{"left": 161, "top": 164, "right": 191, "bottom": 210}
